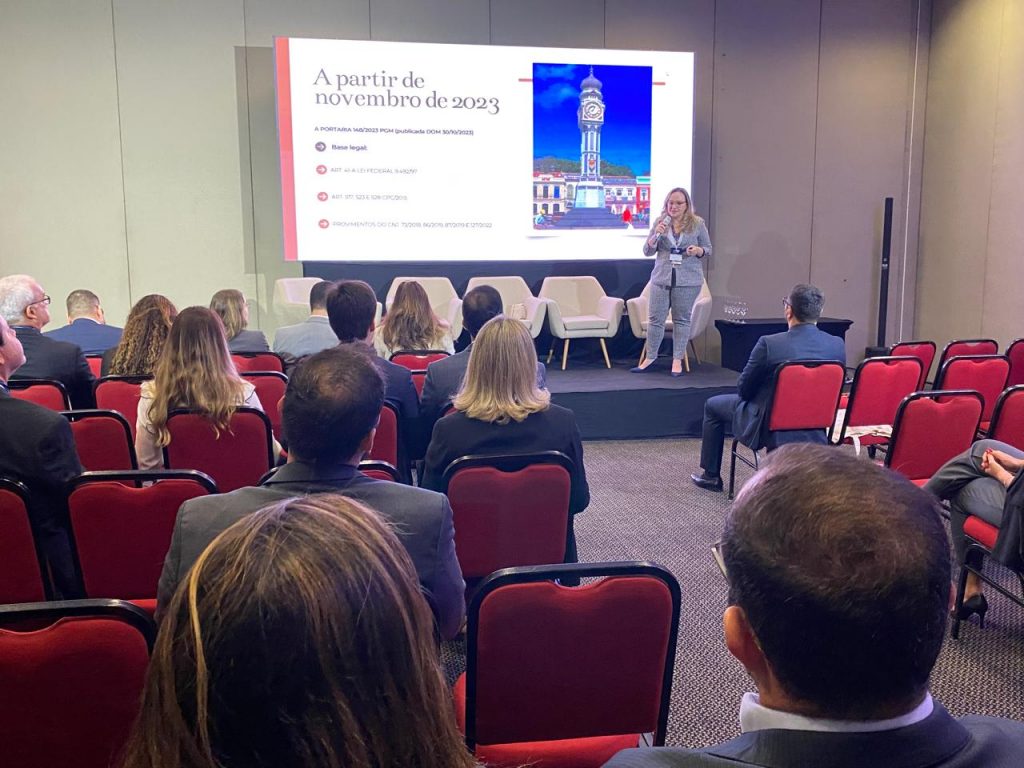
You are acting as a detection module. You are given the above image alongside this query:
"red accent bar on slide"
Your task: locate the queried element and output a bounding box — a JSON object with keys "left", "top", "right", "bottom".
{"left": 275, "top": 38, "right": 298, "bottom": 262}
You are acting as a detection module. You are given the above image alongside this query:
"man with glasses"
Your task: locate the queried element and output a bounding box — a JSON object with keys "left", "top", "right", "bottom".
{"left": 691, "top": 283, "right": 845, "bottom": 491}
{"left": 0, "top": 274, "right": 95, "bottom": 408}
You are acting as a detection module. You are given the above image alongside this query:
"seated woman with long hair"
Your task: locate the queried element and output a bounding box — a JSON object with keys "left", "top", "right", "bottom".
{"left": 120, "top": 495, "right": 477, "bottom": 768}
{"left": 209, "top": 288, "right": 269, "bottom": 353}
{"left": 135, "top": 306, "right": 280, "bottom": 470}
{"left": 375, "top": 280, "right": 454, "bottom": 359}
{"left": 422, "top": 315, "right": 588, "bottom": 562}
{"left": 102, "top": 294, "right": 177, "bottom": 377}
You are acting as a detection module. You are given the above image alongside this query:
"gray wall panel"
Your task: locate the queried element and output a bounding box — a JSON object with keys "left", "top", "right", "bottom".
{"left": 371, "top": 0, "right": 489, "bottom": 43}
{"left": 489, "top": 0, "right": 605, "bottom": 48}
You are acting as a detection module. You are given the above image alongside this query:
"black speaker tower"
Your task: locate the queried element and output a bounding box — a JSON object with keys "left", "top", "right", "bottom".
{"left": 865, "top": 196, "right": 894, "bottom": 358}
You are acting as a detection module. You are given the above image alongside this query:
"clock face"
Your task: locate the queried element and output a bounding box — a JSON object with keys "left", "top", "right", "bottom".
{"left": 582, "top": 101, "right": 604, "bottom": 121}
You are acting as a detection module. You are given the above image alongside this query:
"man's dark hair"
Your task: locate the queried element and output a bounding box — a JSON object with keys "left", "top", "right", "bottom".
{"left": 281, "top": 345, "right": 384, "bottom": 465}
{"left": 722, "top": 444, "right": 950, "bottom": 719}
{"left": 309, "top": 280, "right": 333, "bottom": 312}
{"left": 461, "top": 285, "right": 503, "bottom": 338}
{"left": 326, "top": 280, "right": 377, "bottom": 342}
{"left": 788, "top": 283, "right": 825, "bottom": 323}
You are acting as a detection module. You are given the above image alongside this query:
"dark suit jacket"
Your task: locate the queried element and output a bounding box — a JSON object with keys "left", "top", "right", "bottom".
{"left": 227, "top": 329, "right": 270, "bottom": 353}
{"left": 421, "top": 404, "right": 589, "bottom": 515}
{"left": 603, "top": 704, "right": 1024, "bottom": 768}
{"left": 0, "top": 388, "right": 84, "bottom": 594}
{"left": 371, "top": 352, "right": 420, "bottom": 421}
{"left": 44, "top": 318, "right": 123, "bottom": 355}
{"left": 11, "top": 326, "right": 96, "bottom": 408}
{"left": 156, "top": 461, "right": 465, "bottom": 638}
{"left": 733, "top": 323, "right": 846, "bottom": 450}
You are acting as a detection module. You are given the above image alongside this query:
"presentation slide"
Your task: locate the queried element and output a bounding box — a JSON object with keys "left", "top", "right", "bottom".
{"left": 274, "top": 38, "right": 694, "bottom": 262}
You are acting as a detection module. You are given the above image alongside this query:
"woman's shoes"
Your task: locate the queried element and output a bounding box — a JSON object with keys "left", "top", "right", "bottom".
{"left": 953, "top": 594, "right": 988, "bottom": 628}
{"left": 630, "top": 362, "right": 658, "bottom": 373}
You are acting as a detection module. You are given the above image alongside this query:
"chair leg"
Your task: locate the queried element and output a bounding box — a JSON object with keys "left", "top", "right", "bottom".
{"left": 951, "top": 560, "right": 970, "bottom": 640}
{"left": 638, "top": 346, "right": 646, "bottom": 366}
{"left": 689, "top": 339, "right": 701, "bottom": 366}
{"left": 599, "top": 339, "right": 611, "bottom": 369}
{"left": 729, "top": 439, "right": 738, "bottom": 500}
{"left": 546, "top": 340, "right": 555, "bottom": 365}
{"left": 561, "top": 338, "right": 570, "bottom": 371}
{"left": 683, "top": 350, "right": 690, "bottom": 373}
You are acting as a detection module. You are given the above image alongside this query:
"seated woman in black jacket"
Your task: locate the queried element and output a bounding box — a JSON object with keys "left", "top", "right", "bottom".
{"left": 422, "top": 315, "right": 589, "bottom": 562}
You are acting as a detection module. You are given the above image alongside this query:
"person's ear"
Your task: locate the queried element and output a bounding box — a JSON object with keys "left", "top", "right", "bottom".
{"left": 358, "top": 427, "right": 376, "bottom": 457}
{"left": 724, "top": 605, "right": 771, "bottom": 681}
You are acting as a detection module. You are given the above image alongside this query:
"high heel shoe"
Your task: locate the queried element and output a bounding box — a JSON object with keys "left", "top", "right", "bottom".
{"left": 954, "top": 594, "right": 988, "bottom": 628}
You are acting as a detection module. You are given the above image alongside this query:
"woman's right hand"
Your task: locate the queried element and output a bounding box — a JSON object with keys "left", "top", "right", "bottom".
{"left": 654, "top": 217, "right": 668, "bottom": 235}
{"left": 982, "top": 449, "right": 1017, "bottom": 487}
{"left": 987, "top": 448, "right": 1023, "bottom": 473}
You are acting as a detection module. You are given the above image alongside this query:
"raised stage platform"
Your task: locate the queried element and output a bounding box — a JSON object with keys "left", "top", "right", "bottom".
{"left": 545, "top": 358, "right": 738, "bottom": 440}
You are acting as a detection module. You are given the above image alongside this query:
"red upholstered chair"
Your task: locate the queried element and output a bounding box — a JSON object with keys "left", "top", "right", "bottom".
{"left": 411, "top": 370, "right": 428, "bottom": 397}
{"left": 729, "top": 360, "right": 845, "bottom": 500}
{"left": 889, "top": 340, "right": 936, "bottom": 389}
{"left": 0, "top": 478, "right": 50, "bottom": 603}
{"left": 390, "top": 350, "right": 450, "bottom": 369}
{"left": 937, "top": 338, "right": 999, "bottom": 372}
{"left": 85, "top": 354, "right": 103, "bottom": 377}
{"left": 94, "top": 375, "right": 150, "bottom": 438}
{"left": 358, "top": 460, "right": 400, "bottom": 482}
{"left": 443, "top": 452, "right": 572, "bottom": 587}
{"left": 241, "top": 371, "right": 288, "bottom": 440}
{"left": 884, "top": 390, "right": 983, "bottom": 486}
{"left": 1005, "top": 338, "right": 1024, "bottom": 387}
{"left": 231, "top": 351, "right": 285, "bottom": 373}
{"left": 933, "top": 355, "right": 1010, "bottom": 430}
{"left": 164, "top": 407, "right": 275, "bottom": 492}
{"left": 830, "top": 356, "right": 923, "bottom": 449}
{"left": 9, "top": 379, "right": 70, "bottom": 411}
{"left": 367, "top": 402, "right": 401, "bottom": 468}
{"left": 0, "top": 600, "right": 154, "bottom": 768}
{"left": 62, "top": 409, "right": 137, "bottom": 471}
{"left": 987, "top": 386, "right": 1024, "bottom": 450}
{"left": 453, "top": 562, "right": 680, "bottom": 767}
{"left": 67, "top": 470, "right": 216, "bottom": 615}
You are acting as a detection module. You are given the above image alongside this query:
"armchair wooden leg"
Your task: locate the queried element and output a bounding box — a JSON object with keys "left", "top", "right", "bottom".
{"left": 689, "top": 339, "right": 701, "bottom": 366}
{"left": 561, "top": 338, "right": 570, "bottom": 371}
{"left": 638, "top": 346, "right": 646, "bottom": 366}
{"left": 683, "top": 350, "right": 690, "bottom": 372}
{"left": 599, "top": 339, "right": 611, "bottom": 368}
{"left": 547, "top": 340, "right": 555, "bottom": 364}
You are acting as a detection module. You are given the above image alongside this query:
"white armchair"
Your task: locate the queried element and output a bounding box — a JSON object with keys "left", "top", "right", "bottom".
{"left": 273, "top": 277, "right": 381, "bottom": 330}
{"left": 539, "top": 276, "right": 625, "bottom": 370}
{"left": 626, "top": 279, "right": 713, "bottom": 369}
{"left": 385, "top": 277, "right": 463, "bottom": 340}
{"left": 465, "top": 276, "right": 547, "bottom": 339}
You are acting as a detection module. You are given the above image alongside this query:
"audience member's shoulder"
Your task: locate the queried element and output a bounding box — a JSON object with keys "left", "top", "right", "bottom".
{"left": 0, "top": 394, "right": 67, "bottom": 427}
{"left": 958, "top": 713, "right": 1024, "bottom": 751}
{"left": 605, "top": 747, "right": 714, "bottom": 767}
{"left": 545, "top": 402, "right": 578, "bottom": 425}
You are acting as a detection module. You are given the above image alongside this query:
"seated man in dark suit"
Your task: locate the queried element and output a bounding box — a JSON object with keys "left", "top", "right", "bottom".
{"left": 0, "top": 274, "right": 96, "bottom": 408}
{"left": 0, "top": 315, "right": 84, "bottom": 597}
{"left": 156, "top": 344, "right": 465, "bottom": 639}
{"left": 420, "top": 284, "right": 547, "bottom": 431}
{"left": 607, "top": 445, "right": 1024, "bottom": 768}
{"left": 692, "top": 283, "right": 845, "bottom": 491}
{"left": 44, "top": 288, "right": 123, "bottom": 354}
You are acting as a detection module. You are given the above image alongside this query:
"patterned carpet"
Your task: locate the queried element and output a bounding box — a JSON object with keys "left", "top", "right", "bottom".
{"left": 442, "top": 437, "right": 1024, "bottom": 747}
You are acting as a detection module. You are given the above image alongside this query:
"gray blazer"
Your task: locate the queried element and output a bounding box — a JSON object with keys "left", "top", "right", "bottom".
{"left": 227, "top": 328, "right": 270, "bottom": 353}
{"left": 156, "top": 461, "right": 466, "bottom": 639}
{"left": 272, "top": 316, "right": 338, "bottom": 359}
{"left": 642, "top": 217, "right": 712, "bottom": 288}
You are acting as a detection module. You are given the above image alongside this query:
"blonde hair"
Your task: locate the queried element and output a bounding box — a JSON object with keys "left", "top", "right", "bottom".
{"left": 146, "top": 307, "right": 245, "bottom": 446}
{"left": 660, "top": 186, "right": 702, "bottom": 234}
{"left": 121, "top": 495, "right": 477, "bottom": 768}
{"left": 381, "top": 281, "right": 446, "bottom": 352}
{"left": 209, "top": 289, "right": 247, "bottom": 340}
{"left": 454, "top": 315, "right": 549, "bottom": 424}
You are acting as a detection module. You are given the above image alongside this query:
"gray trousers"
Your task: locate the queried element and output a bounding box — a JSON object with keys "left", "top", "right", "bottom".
{"left": 923, "top": 439, "right": 1020, "bottom": 559}
{"left": 646, "top": 283, "right": 700, "bottom": 362}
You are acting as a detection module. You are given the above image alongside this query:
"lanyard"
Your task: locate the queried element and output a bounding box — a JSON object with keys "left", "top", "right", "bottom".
{"left": 666, "top": 225, "right": 685, "bottom": 250}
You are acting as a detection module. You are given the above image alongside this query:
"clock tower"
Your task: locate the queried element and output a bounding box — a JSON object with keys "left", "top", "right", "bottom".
{"left": 574, "top": 67, "right": 606, "bottom": 209}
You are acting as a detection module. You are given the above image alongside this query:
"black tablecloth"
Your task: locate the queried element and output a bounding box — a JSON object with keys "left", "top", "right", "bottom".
{"left": 715, "top": 318, "right": 854, "bottom": 372}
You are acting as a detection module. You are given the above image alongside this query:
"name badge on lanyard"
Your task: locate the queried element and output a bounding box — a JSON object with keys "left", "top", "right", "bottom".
{"left": 667, "top": 229, "right": 684, "bottom": 265}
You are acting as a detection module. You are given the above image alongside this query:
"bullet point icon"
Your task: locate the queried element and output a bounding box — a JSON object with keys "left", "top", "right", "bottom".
{"left": 316, "top": 165, "right": 327, "bottom": 175}
{"left": 315, "top": 141, "right": 326, "bottom": 151}
{"left": 318, "top": 219, "right": 330, "bottom": 229}
{"left": 317, "top": 192, "right": 328, "bottom": 201}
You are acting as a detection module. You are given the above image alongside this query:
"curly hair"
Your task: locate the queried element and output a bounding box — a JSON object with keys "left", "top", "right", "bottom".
{"left": 109, "top": 295, "right": 178, "bottom": 377}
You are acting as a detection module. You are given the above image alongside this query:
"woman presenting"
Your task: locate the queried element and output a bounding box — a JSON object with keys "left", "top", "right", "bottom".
{"left": 632, "top": 187, "right": 712, "bottom": 376}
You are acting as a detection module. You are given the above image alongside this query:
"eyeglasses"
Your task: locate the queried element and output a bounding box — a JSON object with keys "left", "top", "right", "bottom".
{"left": 782, "top": 297, "right": 792, "bottom": 309}
{"left": 27, "top": 295, "right": 51, "bottom": 308}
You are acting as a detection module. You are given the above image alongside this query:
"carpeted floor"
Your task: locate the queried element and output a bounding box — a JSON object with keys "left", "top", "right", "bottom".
{"left": 441, "top": 437, "right": 1024, "bottom": 748}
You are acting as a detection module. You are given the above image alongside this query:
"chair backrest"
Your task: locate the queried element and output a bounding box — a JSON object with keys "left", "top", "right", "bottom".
{"left": 885, "top": 390, "right": 983, "bottom": 483}
{"left": 164, "top": 407, "right": 274, "bottom": 492}
{"left": 0, "top": 600, "right": 154, "bottom": 768}
{"left": 62, "top": 410, "right": 137, "bottom": 471}
{"left": 94, "top": 376, "right": 150, "bottom": 438}
{"left": 232, "top": 351, "right": 285, "bottom": 373}
{"left": 0, "top": 479, "right": 49, "bottom": 603}
{"left": 465, "top": 276, "right": 533, "bottom": 309}
{"left": 9, "top": 379, "right": 70, "bottom": 411}
{"left": 1005, "top": 338, "right": 1024, "bottom": 387}
{"left": 85, "top": 355, "right": 103, "bottom": 377}
{"left": 240, "top": 371, "right": 288, "bottom": 439}
{"left": 443, "top": 452, "right": 573, "bottom": 580}
{"left": 689, "top": 279, "right": 713, "bottom": 337}
{"left": 937, "top": 338, "right": 998, "bottom": 371}
{"left": 833, "top": 356, "right": 923, "bottom": 441}
{"left": 988, "top": 385, "right": 1024, "bottom": 450}
{"left": 385, "top": 276, "right": 458, "bottom": 309}
{"left": 464, "top": 563, "right": 680, "bottom": 749}
{"left": 411, "top": 370, "right": 427, "bottom": 397}
{"left": 766, "top": 360, "right": 845, "bottom": 432}
{"left": 889, "top": 340, "right": 936, "bottom": 388}
{"left": 539, "top": 276, "right": 607, "bottom": 317}
{"left": 390, "top": 350, "right": 449, "bottom": 370}
{"left": 934, "top": 355, "right": 1010, "bottom": 422}
{"left": 273, "top": 276, "right": 322, "bottom": 305}
{"left": 67, "top": 471, "right": 216, "bottom": 603}
{"left": 358, "top": 460, "right": 400, "bottom": 482}
{"left": 367, "top": 402, "right": 400, "bottom": 467}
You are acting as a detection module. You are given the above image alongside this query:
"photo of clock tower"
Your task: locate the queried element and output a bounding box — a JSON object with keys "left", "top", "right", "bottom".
{"left": 575, "top": 67, "right": 606, "bottom": 209}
